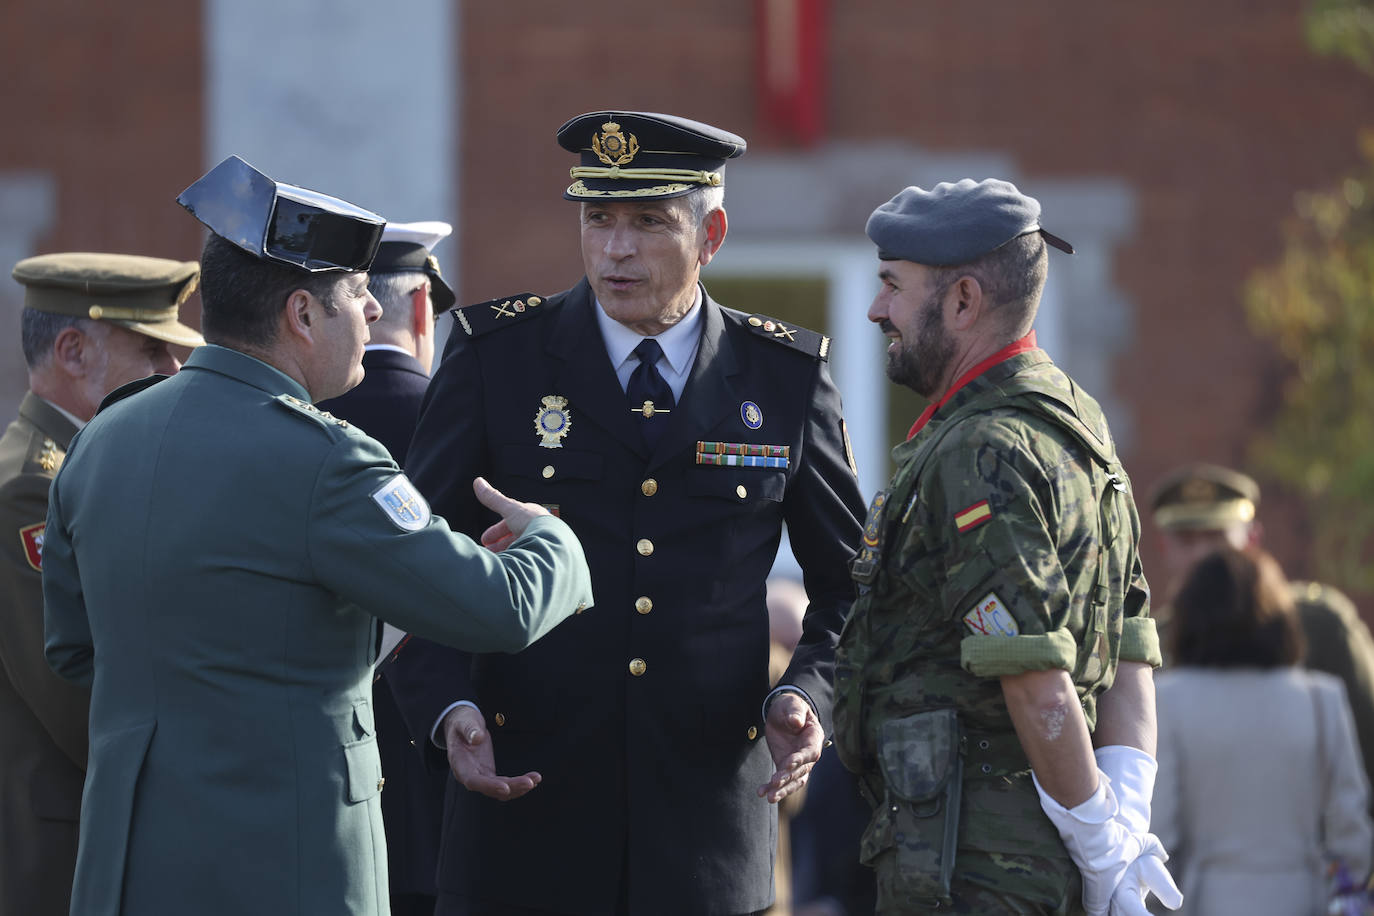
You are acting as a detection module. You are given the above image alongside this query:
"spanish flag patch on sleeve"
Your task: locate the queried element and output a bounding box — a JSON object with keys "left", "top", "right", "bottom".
{"left": 954, "top": 499, "right": 992, "bottom": 533}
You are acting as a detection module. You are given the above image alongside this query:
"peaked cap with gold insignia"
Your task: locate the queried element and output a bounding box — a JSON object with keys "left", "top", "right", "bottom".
{"left": 13, "top": 252, "right": 205, "bottom": 348}
{"left": 558, "top": 111, "right": 746, "bottom": 201}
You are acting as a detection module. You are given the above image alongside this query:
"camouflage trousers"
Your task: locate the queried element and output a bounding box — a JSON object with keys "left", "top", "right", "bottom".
{"left": 873, "top": 850, "right": 1084, "bottom": 915}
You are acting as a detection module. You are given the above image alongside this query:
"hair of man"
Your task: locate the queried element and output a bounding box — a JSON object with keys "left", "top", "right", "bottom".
{"left": 198, "top": 233, "right": 342, "bottom": 349}
{"left": 683, "top": 184, "right": 726, "bottom": 231}
{"left": 366, "top": 271, "right": 427, "bottom": 335}
{"left": 931, "top": 232, "right": 1048, "bottom": 340}
{"left": 21, "top": 309, "right": 87, "bottom": 369}
{"left": 1171, "top": 545, "right": 1306, "bottom": 668}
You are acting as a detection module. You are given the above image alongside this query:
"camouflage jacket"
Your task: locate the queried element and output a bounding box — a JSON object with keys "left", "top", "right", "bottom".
{"left": 833, "top": 350, "right": 1160, "bottom": 873}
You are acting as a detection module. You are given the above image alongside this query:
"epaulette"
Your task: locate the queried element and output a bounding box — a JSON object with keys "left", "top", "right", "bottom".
{"left": 451, "top": 292, "right": 549, "bottom": 338}
{"left": 96, "top": 374, "right": 169, "bottom": 415}
{"left": 744, "top": 314, "right": 831, "bottom": 361}
{"left": 274, "top": 394, "right": 353, "bottom": 433}
{"left": 25, "top": 433, "right": 65, "bottom": 474}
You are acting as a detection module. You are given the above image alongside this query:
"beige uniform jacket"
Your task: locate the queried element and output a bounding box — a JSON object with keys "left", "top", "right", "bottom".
{"left": 0, "top": 392, "right": 86, "bottom": 916}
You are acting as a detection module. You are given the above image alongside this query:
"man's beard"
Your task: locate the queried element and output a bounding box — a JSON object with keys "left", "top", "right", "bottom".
{"left": 886, "top": 293, "right": 954, "bottom": 399}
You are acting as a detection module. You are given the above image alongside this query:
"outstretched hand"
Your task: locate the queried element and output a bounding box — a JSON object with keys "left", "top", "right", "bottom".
{"left": 757, "top": 692, "right": 824, "bottom": 804}
{"left": 474, "top": 477, "right": 548, "bottom": 552}
{"left": 441, "top": 705, "right": 541, "bottom": 801}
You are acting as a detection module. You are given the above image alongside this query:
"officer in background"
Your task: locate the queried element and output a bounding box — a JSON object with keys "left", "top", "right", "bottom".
{"left": 41, "top": 156, "right": 592, "bottom": 916}
{"left": 318, "top": 220, "right": 456, "bottom": 916}
{"left": 387, "top": 110, "right": 867, "bottom": 915}
{"left": 0, "top": 253, "right": 202, "bottom": 916}
{"left": 833, "top": 179, "right": 1180, "bottom": 914}
{"left": 318, "top": 220, "right": 453, "bottom": 465}
{"left": 1150, "top": 462, "right": 1374, "bottom": 816}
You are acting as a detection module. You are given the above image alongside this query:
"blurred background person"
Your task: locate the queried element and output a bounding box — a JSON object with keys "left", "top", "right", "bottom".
{"left": 1150, "top": 463, "right": 1374, "bottom": 816}
{"left": 1154, "top": 545, "right": 1371, "bottom": 916}
{"left": 766, "top": 582, "right": 875, "bottom": 916}
{"left": 318, "top": 220, "right": 455, "bottom": 916}
{"left": 0, "top": 252, "right": 202, "bottom": 916}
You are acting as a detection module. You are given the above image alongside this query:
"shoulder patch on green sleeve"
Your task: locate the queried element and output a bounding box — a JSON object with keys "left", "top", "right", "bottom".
{"left": 743, "top": 314, "right": 830, "bottom": 361}
{"left": 371, "top": 474, "right": 432, "bottom": 531}
{"left": 453, "top": 292, "right": 549, "bottom": 338}
{"left": 962, "top": 592, "right": 1018, "bottom": 636}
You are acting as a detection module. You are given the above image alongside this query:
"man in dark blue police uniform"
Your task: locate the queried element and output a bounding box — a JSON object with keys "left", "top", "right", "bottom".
{"left": 388, "top": 111, "right": 867, "bottom": 915}
{"left": 318, "top": 220, "right": 456, "bottom": 916}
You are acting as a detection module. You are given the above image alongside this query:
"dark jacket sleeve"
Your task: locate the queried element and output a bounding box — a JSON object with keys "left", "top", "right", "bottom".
{"left": 386, "top": 324, "right": 491, "bottom": 761}
{"left": 778, "top": 357, "right": 866, "bottom": 733}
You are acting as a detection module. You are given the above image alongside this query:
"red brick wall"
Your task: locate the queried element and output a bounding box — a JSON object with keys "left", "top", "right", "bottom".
{"left": 0, "top": 1, "right": 205, "bottom": 265}
{"left": 460, "top": 1, "right": 1374, "bottom": 596}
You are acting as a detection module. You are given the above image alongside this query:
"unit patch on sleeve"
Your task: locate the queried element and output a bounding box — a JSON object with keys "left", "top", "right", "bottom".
{"left": 962, "top": 592, "right": 1019, "bottom": 636}
{"left": 371, "top": 475, "right": 432, "bottom": 532}
{"left": 19, "top": 522, "right": 44, "bottom": 571}
{"left": 953, "top": 499, "right": 992, "bottom": 533}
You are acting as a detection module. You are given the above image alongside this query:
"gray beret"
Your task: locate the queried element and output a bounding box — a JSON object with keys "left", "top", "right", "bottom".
{"left": 865, "top": 178, "right": 1074, "bottom": 266}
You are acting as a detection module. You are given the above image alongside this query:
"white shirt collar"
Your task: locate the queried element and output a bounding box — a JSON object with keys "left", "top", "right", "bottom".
{"left": 594, "top": 285, "right": 704, "bottom": 378}
{"left": 363, "top": 344, "right": 414, "bottom": 356}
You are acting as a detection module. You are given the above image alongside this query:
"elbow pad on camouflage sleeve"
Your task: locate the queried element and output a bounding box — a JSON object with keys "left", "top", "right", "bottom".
{"left": 1118, "top": 617, "right": 1162, "bottom": 668}
{"left": 959, "top": 627, "right": 1078, "bottom": 677}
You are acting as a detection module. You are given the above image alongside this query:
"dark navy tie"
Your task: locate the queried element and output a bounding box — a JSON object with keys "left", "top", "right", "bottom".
{"left": 627, "top": 338, "right": 674, "bottom": 449}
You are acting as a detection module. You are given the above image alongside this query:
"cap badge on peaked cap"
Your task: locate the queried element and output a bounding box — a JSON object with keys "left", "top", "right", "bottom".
{"left": 592, "top": 122, "right": 639, "bottom": 167}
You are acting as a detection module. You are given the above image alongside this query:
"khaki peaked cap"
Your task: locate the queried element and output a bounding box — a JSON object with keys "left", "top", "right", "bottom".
{"left": 1149, "top": 462, "right": 1260, "bottom": 531}
{"left": 12, "top": 252, "right": 204, "bottom": 348}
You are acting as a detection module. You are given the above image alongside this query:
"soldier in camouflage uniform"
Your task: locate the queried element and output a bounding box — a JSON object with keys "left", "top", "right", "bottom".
{"left": 1150, "top": 462, "right": 1374, "bottom": 818}
{"left": 833, "top": 180, "right": 1182, "bottom": 915}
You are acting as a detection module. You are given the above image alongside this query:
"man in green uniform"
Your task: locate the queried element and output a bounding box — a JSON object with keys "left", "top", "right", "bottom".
{"left": 41, "top": 156, "right": 593, "bottom": 916}
{"left": 1150, "top": 462, "right": 1374, "bottom": 816}
{"left": 833, "top": 179, "right": 1182, "bottom": 915}
{"left": 1, "top": 252, "right": 203, "bottom": 916}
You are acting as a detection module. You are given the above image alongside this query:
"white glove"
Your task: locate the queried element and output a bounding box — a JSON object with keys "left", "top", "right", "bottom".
{"left": 1034, "top": 771, "right": 1142, "bottom": 916}
{"left": 1109, "top": 835, "right": 1183, "bottom": 915}
{"left": 1095, "top": 745, "right": 1156, "bottom": 836}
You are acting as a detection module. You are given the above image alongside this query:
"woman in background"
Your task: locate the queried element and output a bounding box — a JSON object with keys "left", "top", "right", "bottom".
{"left": 1154, "top": 545, "right": 1371, "bottom": 915}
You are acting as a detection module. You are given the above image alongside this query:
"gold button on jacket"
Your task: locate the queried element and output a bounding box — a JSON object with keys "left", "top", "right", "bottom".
{"left": 641, "top": 478, "right": 658, "bottom": 496}
{"left": 636, "top": 538, "right": 654, "bottom": 556}
{"left": 628, "top": 658, "right": 647, "bottom": 677}
{"left": 635, "top": 596, "right": 653, "bottom": 614}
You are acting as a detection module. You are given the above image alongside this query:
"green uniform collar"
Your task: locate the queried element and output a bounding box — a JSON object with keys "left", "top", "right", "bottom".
{"left": 894, "top": 350, "right": 1053, "bottom": 465}
{"left": 183, "top": 345, "right": 312, "bottom": 403}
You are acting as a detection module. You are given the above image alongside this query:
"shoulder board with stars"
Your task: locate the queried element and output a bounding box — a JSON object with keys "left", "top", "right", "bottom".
{"left": 26, "top": 435, "right": 65, "bottom": 475}
{"left": 452, "top": 292, "right": 548, "bottom": 338}
{"left": 273, "top": 394, "right": 353, "bottom": 433}
{"left": 744, "top": 314, "right": 830, "bottom": 361}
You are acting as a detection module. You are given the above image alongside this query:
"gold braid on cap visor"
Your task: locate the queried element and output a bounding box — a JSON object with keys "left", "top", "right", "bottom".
{"left": 1154, "top": 498, "right": 1257, "bottom": 529}
{"left": 86, "top": 305, "right": 181, "bottom": 321}
{"left": 568, "top": 166, "right": 723, "bottom": 186}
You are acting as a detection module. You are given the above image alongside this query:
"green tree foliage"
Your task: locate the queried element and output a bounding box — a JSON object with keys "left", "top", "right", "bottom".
{"left": 1305, "top": 0, "right": 1374, "bottom": 72}
{"left": 1246, "top": 132, "right": 1374, "bottom": 588}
